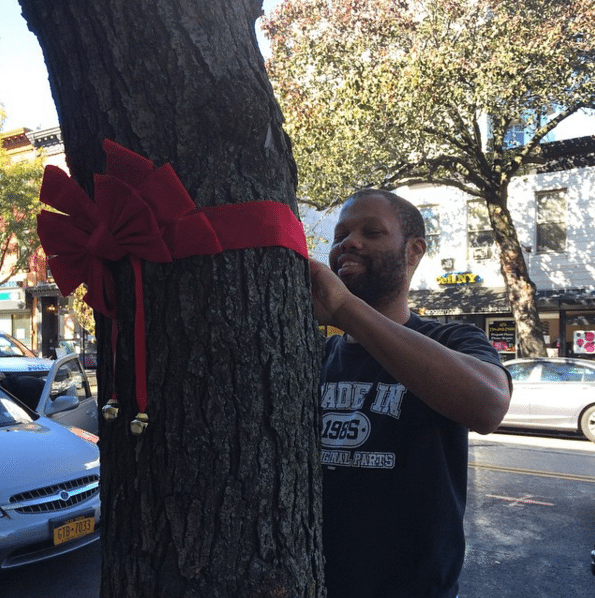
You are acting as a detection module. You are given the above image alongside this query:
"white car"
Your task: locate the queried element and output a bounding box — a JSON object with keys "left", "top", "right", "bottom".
{"left": 0, "top": 334, "right": 98, "bottom": 434}
{"left": 0, "top": 390, "right": 100, "bottom": 569}
{"left": 503, "top": 357, "right": 595, "bottom": 442}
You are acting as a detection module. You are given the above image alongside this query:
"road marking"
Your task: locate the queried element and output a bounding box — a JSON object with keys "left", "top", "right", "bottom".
{"left": 485, "top": 493, "right": 555, "bottom": 507}
{"left": 469, "top": 461, "right": 595, "bottom": 483}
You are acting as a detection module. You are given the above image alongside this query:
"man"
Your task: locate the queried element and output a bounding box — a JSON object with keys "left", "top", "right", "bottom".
{"left": 310, "top": 189, "right": 511, "bottom": 598}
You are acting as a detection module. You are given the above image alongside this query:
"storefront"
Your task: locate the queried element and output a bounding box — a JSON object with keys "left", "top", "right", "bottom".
{"left": 537, "top": 290, "right": 595, "bottom": 360}
{"left": 26, "top": 282, "right": 61, "bottom": 357}
{"left": 0, "top": 281, "right": 32, "bottom": 347}
{"left": 409, "top": 286, "right": 595, "bottom": 361}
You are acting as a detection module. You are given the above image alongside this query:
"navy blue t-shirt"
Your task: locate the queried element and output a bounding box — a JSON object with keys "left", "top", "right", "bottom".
{"left": 320, "top": 312, "right": 506, "bottom": 598}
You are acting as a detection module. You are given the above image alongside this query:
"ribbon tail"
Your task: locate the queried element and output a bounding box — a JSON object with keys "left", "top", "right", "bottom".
{"left": 85, "top": 259, "right": 118, "bottom": 319}
{"left": 111, "top": 320, "right": 118, "bottom": 404}
{"left": 131, "top": 256, "right": 148, "bottom": 414}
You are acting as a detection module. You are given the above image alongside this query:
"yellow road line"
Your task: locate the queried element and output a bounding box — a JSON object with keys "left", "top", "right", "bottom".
{"left": 469, "top": 462, "right": 595, "bottom": 483}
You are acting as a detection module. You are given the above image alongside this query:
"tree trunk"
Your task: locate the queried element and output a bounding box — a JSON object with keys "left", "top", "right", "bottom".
{"left": 19, "top": 1, "right": 325, "bottom": 596}
{"left": 487, "top": 191, "right": 547, "bottom": 358}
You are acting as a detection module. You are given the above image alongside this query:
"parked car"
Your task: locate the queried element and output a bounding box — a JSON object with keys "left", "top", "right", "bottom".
{"left": 0, "top": 390, "right": 100, "bottom": 569}
{"left": 0, "top": 332, "right": 36, "bottom": 359}
{"left": 0, "top": 334, "right": 98, "bottom": 434}
{"left": 58, "top": 337, "right": 98, "bottom": 370}
{"left": 502, "top": 357, "right": 595, "bottom": 442}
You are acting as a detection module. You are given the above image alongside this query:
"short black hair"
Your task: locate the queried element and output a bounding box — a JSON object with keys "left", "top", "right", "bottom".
{"left": 347, "top": 189, "right": 426, "bottom": 240}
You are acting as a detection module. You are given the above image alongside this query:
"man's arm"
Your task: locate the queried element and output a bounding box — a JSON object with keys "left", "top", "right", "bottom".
{"left": 310, "top": 259, "right": 511, "bottom": 434}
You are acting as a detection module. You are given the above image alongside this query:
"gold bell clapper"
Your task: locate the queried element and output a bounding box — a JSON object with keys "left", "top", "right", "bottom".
{"left": 130, "top": 412, "right": 149, "bottom": 435}
{"left": 102, "top": 400, "right": 120, "bottom": 421}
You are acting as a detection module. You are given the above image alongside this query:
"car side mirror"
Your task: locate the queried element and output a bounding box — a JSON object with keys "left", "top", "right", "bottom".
{"left": 45, "top": 394, "right": 79, "bottom": 415}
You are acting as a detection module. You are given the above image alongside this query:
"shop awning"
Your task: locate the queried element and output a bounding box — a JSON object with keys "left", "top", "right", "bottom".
{"left": 26, "top": 282, "right": 61, "bottom": 297}
{"left": 536, "top": 289, "right": 595, "bottom": 310}
{"left": 408, "top": 287, "right": 509, "bottom": 316}
{"left": 409, "top": 286, "right": 595, "bottom": 317}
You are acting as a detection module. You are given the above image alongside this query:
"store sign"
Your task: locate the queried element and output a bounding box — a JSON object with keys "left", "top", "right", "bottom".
{"left": 436, "top": 272, "right": 482, "bottom": 285}
{"left": 418, "top": 304, "right": 504, "bottom": 316}
{"left": 488, "top": 320, "right": 516, "bottom": 353}
{"left": 574, "top": 330, "right": 595, "bottom": 354}
{"left": 0, "top": 291, "right": 20, "bottom": 301}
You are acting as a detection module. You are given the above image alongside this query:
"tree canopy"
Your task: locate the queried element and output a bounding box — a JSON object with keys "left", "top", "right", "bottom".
{"left": 0, "top": 109, "right": 44, "bottom": 283}
{"left": 264, "top": 0, "right": 595, "bottom": 357}
{"left": 264, "top": 0, "right": 595, "bottom": 207}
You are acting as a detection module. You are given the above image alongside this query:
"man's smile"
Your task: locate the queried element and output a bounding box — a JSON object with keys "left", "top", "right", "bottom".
{"left": 336, "top": 254, "right": 366, "bottom": 277}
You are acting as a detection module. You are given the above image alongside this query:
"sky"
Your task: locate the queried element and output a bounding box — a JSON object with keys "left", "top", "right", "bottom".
{"left": 0, "top": 0, "right": 279, "bottom": 132}
{"left": 0, "top": 1, "right": 59, "bottom": 131}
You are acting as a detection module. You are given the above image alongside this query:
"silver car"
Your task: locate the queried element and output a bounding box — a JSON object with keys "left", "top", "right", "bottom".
{"left": 0, "top": 349, "right": 98, "bottom": 435}
{"left": 0, "top": 391, "right": 100, "bottom": 569}
{"left": 503, "top": 357, "right": 595, "bottom": 442}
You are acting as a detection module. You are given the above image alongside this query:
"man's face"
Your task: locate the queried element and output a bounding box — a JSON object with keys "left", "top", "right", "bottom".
{"left": 328, "top": 195, "right": 409, "bottom": 308}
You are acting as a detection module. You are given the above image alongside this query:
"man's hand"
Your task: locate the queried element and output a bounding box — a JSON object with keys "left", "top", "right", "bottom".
{"left": 309, "top": 259, "right": 352, "bottom": 326}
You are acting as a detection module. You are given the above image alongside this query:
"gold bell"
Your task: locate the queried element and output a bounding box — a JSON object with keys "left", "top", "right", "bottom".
{"left": 130, "top": 412, "right": 149, "bottom": 436}
{"left": 102, "top": 400, "right": 120, "bottom": 421}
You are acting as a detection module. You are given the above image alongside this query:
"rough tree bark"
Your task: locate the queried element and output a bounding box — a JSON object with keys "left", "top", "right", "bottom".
{"left": 19, "top": 1, "right": 325, "bottom": 596}
{"left": 488, "top": 189, "right": 547, "bottom": 358}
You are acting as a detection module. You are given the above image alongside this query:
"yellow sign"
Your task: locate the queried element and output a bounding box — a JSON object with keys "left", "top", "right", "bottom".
{"left": 53, "top": 514, "right": 95, "bottom": 546}
{"left": 436, "top": 272, "right": 481, "bottom": 285}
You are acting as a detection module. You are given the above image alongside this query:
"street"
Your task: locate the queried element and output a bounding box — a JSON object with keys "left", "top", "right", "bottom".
{"left": 461, "top": 431, "right": 595, "bottom": 597}
{"left": 2, "top": 431, "right": 594, "bottom": 597}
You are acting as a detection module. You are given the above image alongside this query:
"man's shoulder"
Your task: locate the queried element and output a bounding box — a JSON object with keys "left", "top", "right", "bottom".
{"left": 406, "top": 311, "right": 487, "bottom": 338}
{"left": 406, "top": 311, "right": 503, "bottom": 364}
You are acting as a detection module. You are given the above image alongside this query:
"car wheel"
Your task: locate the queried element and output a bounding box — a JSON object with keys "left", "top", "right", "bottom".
{"left": 579, "top": 405, "right": 595, "bottom": 443}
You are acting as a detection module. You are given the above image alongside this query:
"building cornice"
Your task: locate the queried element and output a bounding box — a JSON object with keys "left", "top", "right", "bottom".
{"left": 536, "top": 135, "right": 595, "bottom": 173}
{"left": 1, "top": 127, "right": 33, "bottom": 152}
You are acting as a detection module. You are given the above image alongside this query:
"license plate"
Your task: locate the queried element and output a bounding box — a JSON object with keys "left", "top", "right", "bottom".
{"left": 52, "top": 512, "right": 95, "bottom": 546}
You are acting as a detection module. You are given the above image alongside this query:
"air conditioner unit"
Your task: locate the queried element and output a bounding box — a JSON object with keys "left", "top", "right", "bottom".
{"left": 472, "top": 246, "right": 491, "bottom": 260}
{"left": 441, "top": 258, "right": 454, "bottom": 270}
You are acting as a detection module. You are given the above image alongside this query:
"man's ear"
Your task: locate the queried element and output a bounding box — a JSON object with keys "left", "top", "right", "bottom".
{"left": 407, "top": 237, "right": 426, "bottom": 271}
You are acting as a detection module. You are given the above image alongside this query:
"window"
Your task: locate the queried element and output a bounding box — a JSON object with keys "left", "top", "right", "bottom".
{"left": 419, "top": 205, "right": 440, "bottom": 257}
{"left": 467, "top": 200, "right": 495, "bottom": 260}
{"left": 504, "top": 123, "right": 525, "bottom": 148}
{"left": 51, "top": 359, "right": 90, "bottom": 402}
{"left": 539, "top": 362, "right": 593, "bottom": 383}
{"left": 506, "top": 362, "right": 537, "bottom": 382}
{"left": 536, "top": 190, "right": 566, "bottom": 253}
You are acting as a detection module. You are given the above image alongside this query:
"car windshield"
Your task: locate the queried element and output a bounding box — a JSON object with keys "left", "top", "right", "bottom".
{"left": 0, "top": 333, "right": 35, "bottom": 358}
{"left": 0, "top": 393, "right": 33, "bottom": 427}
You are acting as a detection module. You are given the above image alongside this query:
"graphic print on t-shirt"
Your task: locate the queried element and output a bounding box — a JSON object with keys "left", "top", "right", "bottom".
{"left": 320, "top": 381, "right": 406, "bottom": 470}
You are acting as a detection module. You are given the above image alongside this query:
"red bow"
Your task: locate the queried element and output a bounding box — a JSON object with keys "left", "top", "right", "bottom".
{"left": 37, "top": 140, "right": 308, "bottom": 424}
{"left": 37, "top": 166, "right": 171, "bottom": 318}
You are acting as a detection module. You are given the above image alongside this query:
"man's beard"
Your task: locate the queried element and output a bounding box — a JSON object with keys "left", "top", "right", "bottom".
{"left": 338, "top": 243, "right": 408, "bottom": 308}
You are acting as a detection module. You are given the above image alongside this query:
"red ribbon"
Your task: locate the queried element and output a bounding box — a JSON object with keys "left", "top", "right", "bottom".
{"left": 37, "top": 139, "right": 308, "bottom": 419}
{"left": 102, "top": 139, "right": 308, "bottom": 259}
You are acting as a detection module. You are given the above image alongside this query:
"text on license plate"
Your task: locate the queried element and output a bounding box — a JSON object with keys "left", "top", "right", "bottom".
{"left": 53, "top": 514, "right": 95, "bottom": 546}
